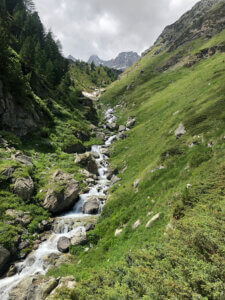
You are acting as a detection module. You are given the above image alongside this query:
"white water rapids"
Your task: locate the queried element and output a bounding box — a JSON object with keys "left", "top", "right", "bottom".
{"left": 0, "top": 109, "right": 117, "bottom": 300}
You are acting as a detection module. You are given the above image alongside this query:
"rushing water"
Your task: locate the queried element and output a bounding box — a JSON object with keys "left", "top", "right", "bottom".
{"left": 0, "top": 109, "right": 116, "bottom": 300}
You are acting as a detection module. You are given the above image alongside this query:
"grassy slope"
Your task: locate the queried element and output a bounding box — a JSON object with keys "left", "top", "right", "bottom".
{"left": 70, "top": 62, "right": 120, "bottom": 91}
{"left": 49, "top": 28, "right": 225, "bottom": 299}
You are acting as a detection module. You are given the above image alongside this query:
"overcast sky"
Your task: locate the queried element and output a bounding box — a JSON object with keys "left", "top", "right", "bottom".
{"left": 34, "top": 0, "right": 199, "bottom": 61}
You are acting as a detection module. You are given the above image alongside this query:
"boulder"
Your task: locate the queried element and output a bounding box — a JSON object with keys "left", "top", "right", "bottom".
{"left": 116, "top": 132, "right": 128, "bottom": 140}
{"left": 6, "top": 209, "right": 32, "bottom": 226}
{"left": 175, "top": 123, "right": 186, "bottom": 138}
{"left": 57, "top": 237, "right": 71, "bottom": 253}
{"left": 105, "top": 167, "right": 118, "bottom": 180}
{"left": 13, "top": 176, "right": 34, "bottom": 200}
{"left": 1, "top": 167, "right": 16, "bottom": 179}
{"left": 111, "top": 175, "right": 121, "bottom": 185}
{"left": 126, "top": 117, "right": 136, "bottom": 128}
{"left": 118, "top": 125, "right": 126, "bottom": 132}
{"left": 75, "top": 152, "right": 99, "bottom": 175}
{"left": 92, "top": 151, "right": 100, "bottom": 159}
{"left": 46, "top": 276, "right": 75, "bottom": 300}
{"left": 85, "top": 223, "right": 96, "bottom": 232}
{"left": 13, "top": 154, "right": 33, "bottom": 166}
{"left": 107, "top": 123, "right": 119, "bottom": 131}
{"left": 132, "top": 219, "right": 141, "bottom": 230}
{"left": 18, "top": 240, "right": 30, "bottom": 251}
{"left": 133, "top": 179, "right": 140, "bottom": 190}
{"left": 115, "top": 229, "right": 123, "bottom": 237}
{"left": 146, "top": 213, "right": 160, "bottom": 228}
{"left": 101, "top": 148, "right": 110, "bottom": 156}
{"left": 42, "top": 170, "right": 80, "bottom": 214}
{"left": 0, "top": 246, "right": 10, "bottom": 275}
{"left": 71, "top": 231, "right": 87, "bottom": 246}
{"left": 63, "top": 142, "right": 86, "bottom": 154}
{"left": 8, "top": 275, "right": 59, "bottom": 300}
{"left": 83, "top": 197, "right": 100, "bottom": 215}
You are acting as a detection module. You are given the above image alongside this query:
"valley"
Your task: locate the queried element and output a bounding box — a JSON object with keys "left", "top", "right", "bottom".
{"left": 0, "top": 0, "right": 225, "bottom": 299}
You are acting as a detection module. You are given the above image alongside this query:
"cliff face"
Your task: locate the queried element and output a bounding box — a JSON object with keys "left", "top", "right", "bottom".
{"left": 0, "top": 80, "right": 46, "bottom": 137}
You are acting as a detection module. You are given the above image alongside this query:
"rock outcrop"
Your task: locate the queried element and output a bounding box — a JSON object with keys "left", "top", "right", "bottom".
{"left": 71, "top": 231, "right": 87, "bottom": 246}
{"left": 57, "top": 237, "right": 71, "bottom": 253}
{"left": 152, "top": 0, "right": 225, "bottom": 54}
{"left": 0, "top": 246, "right": 10, "bottom": 275}
{"left": 5, "top": 210, "right": 32, "bottom": 226}
{"left": 8, "top": 275, "right": 59, "bottom": 300}
{"left": 75, "top": 152, "right": 99, "bottom": 175}
{"left": 82, "top": 196, "right": 100, "bottom": 214}
{"left": 42, "top": 170, "right": 80, "bottom": 214}
{"left": 175, "top": 123, "right": 186, "bottom": 138}
{"left": 13, "top": 177, "right": 34, "bottom": 200}
{"left": 0, "top": 81, "right": 45, "bottom": 137}
{"left": 88, "top": 52, "right": 140, "bottom": 71}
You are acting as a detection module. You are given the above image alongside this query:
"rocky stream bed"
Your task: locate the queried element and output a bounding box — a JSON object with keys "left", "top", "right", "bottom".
{"left": 0, "top": 105, "right": 136, "bottom": 300}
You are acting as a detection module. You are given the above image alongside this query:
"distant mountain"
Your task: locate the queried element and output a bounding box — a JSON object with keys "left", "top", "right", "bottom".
{"left": 88, "top": 52, "right": 140, "bottom": 71}
{"left": 68, "top": 55, "right": 77, "bottom": 62}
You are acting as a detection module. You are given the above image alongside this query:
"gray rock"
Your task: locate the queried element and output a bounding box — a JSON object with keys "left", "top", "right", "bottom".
{"left": 8, "top": 275, "right": 59, "bottom": 300}
{"left": 107, "top": 123, "right": 119, "bottom": 131}
{"left": 18, "top": 240, "right": 30, "bottom": 251}
{"left": 132, "top": 219, "right": 141, "bottom": 230}
{"left": 71, "top": 231, "right": 87, "bottom": 246}
{"left": 111, "top": 175, "right": 121, "bottom": 185}
{"left": 0, "top": 246, "right": 10, "bottom": 275}
{"left": 5, "top": 209, "right": 32, "bottom": 226}
{"left": 85, "top": 223, "right": 96, "bottom": 232}
{"left": 105, "top": 167, "right": 118, "bottom": 180}
{"left": 1, "top": 167, "right": 16, "bottom": 179}
{"left": 13, "top": 177, "right": 34, "bottom": 200}
{"left": 0, "top": 90, "right": 45, "bottom": 138}
{"left": 118, "top": 125, "right": 126, "bottom": 132}
{"left": 42, "top": 170, "right": 80, "bottom": 214}
{"left": 146, "top": 213, "right": 160, "bottom": 228}
{"left": 13, "top": 154, "right": 33, "bottom": 166}
{"left": 75, "top": 152, "right": 99, "bottom": 175}
{"left": 7, "top": 265, "right": 17, "bottom": 277}
{"left": 101, "top": 148, "right": 110, "bottom": 156}
{"left": 92, "top": 151, "right": 100, "bottom": 159}
{"left": 175, "top": 123, "right": 186, "bottom": 138}
{"left": 117, "top": 132, "right": 128, "bottom": 140}
{"left": 126, "top": 117, "right": 136, "bottom": 128}
{"left": 46, "top": 276, "right": 75, "bottom": 300}
{"left": 83, "top": 197, "right": 100, "bottom": 215}
{"left": 57, "top": 237, "right": 71, "bottom": 253}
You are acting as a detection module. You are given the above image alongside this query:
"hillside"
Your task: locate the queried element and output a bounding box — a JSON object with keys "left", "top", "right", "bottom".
{"left": 69, "top": 60, "right": 121, "bottom": 91}
{"left": 0, "top": 0, "right": 225, "bottom": 299}
{"left": 0, "top": 0, "right": 119, "bottom": 279}
{"left": 45, "top": 1, "right": 225, "bottom": 299}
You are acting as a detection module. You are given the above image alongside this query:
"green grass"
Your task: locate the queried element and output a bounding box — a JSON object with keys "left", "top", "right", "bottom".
{"left": 47, "top": 28, "right": 225, "bottom": 299}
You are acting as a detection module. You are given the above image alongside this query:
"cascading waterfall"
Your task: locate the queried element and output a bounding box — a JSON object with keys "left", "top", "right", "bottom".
{"left": 0, "top": 108, "right": 117, "bottom": 300}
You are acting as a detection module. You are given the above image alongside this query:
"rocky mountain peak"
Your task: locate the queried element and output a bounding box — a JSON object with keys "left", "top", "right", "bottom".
{"left": 143, "top": 0, "right": 225, "bottom": 56}
{"left": 88, "top": 51, "right": 140, "bottom": 71}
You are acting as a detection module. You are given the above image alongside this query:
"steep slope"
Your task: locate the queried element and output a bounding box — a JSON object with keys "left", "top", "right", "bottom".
{"left": 48, "top": 1, "right": 225, "bottom": 299}
{"left": 88, "top": 51, "right": 140, "bottom": 71}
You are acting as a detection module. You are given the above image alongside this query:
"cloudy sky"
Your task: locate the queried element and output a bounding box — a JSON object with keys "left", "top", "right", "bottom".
{"left": 34, "top": 0, "right": 199, "bottom": 61}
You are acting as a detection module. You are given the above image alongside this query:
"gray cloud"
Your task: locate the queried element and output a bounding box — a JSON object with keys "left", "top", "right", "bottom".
{"left": 34, "top": 0, "right": 199, "bottom": 61}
